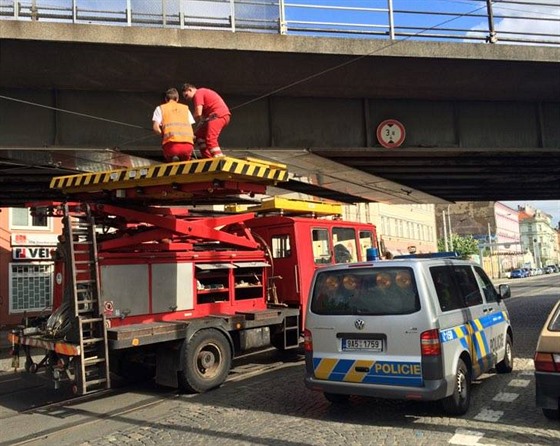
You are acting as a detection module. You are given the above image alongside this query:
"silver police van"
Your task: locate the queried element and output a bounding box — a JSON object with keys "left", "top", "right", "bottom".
{"left": 304, "top": 256, "right": 513, "bottom": 415}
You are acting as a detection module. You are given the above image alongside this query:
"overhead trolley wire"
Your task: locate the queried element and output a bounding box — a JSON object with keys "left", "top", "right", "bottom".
{"left": 229, "top": 3, "right": 489, "bottom": 111}
{"left": 0, "top": 3, "right": 490, "bottom": 145}
{"left": 0, "top": 94, "right": 152, "bottom": 130}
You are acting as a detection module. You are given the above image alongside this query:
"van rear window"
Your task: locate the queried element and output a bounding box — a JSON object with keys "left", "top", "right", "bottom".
{"left": 310, "top": 267, "right": 420, "bottom": 315}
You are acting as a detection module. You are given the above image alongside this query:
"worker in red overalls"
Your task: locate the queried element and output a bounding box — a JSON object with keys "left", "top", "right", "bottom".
{"left": 152, "top": 88, "right": 195, "bottom": 162}
{"left": 182, "top": 83, "right": 230, "bottom": 158}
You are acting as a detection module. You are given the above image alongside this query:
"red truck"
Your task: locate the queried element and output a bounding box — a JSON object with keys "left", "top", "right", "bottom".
{"left": 10, "top": 157, "right": 377, "bottom": 395}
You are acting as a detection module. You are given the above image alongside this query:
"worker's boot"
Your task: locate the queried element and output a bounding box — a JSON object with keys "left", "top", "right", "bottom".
{"left": 209, "top": 147, "right": 225, "bottom": 157}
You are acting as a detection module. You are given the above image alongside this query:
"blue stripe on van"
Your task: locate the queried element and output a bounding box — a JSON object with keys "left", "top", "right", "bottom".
{"left": 313, "top": 358, "right": 423, "bottom": 387}
{"left": 440, "top": 311, "right": 508, "bottom": 373}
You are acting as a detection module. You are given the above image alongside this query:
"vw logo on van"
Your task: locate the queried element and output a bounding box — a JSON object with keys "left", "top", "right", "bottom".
{"left": 354, "top": 319, "right": 365, "bottom": 330}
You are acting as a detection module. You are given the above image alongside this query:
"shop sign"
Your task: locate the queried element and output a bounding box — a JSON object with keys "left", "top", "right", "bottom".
{"left": 11, "top": 234, "right": 58, "bottom": 247}
{"left": 12, "top": 247, "right": 55, "bottom": 260}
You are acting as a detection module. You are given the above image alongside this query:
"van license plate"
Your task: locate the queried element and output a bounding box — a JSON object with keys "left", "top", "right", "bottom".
{"left": 342, "top": 339, "right": 383, "bottom": 351}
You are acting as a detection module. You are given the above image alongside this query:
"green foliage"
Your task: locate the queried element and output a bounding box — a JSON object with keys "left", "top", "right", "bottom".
{"left": 438, "top": 234, "right": 480, "bottom": 259}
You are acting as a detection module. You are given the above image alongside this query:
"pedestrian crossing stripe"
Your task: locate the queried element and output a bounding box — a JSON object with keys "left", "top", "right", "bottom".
{"left": 50, "top": 157, "right": 289, "bottom": 193}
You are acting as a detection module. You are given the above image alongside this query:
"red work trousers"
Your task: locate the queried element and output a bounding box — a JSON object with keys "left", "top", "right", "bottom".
{"left": 195, "top": 115, "right": 230, "bottom": 158}
{"left": 162, "top": 141, "right": 194, "bottom": 162}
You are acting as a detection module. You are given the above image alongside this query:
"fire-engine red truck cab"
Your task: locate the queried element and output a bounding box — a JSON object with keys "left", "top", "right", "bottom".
{"left": 9, "top": 157, "right": 377, "bottom": 395}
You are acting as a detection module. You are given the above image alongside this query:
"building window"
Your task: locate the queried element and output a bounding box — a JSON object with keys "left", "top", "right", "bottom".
{"left": 10, "top": 208, "right": 50, "bottom": 230}
{"left": 9, "top": 263, "right": 54, "bottom": 313}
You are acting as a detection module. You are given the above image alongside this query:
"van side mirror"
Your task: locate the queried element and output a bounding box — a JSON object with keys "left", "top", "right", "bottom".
{"left": 498, "top": 284, "right": 511, "bottom": 299}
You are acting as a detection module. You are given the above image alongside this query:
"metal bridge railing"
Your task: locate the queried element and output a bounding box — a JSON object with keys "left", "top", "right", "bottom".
{"left": 0, "top": 0, "right": 558, "bottom": 46}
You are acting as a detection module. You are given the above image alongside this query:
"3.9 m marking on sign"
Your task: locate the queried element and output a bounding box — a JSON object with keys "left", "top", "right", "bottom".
{"left": 376, "top": 119, "right": 406, "bottom": 149}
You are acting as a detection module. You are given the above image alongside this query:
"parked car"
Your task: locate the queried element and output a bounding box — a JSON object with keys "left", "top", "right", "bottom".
{"left": 534, "top": 299, "right": 560, "bottom": 420}
{"left": 548, "top": 265, "right": 560, "bottom": 273}
{"left": 304, "top": 256, "right": 513, "bottom": 416}
{"left": 510, "top": 268, "right": 528, "bottom": 278}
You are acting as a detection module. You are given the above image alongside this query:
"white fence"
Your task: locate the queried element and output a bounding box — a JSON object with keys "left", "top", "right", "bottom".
{"left": 0, "top": 0, "right": 558, "bottom": 45}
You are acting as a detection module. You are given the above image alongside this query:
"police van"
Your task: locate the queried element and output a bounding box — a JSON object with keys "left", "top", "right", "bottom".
{"left": 303, "top": 256, "right": 513, "bottom": 415}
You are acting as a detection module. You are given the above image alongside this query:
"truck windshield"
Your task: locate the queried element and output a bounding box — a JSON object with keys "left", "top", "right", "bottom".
{"left": 310, "top": 267, "right": 420, "bottom": 315}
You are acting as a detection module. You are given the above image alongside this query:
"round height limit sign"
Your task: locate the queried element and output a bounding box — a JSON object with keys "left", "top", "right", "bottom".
{"left": 376, "top": 119, "right": 406, "bottom": 148}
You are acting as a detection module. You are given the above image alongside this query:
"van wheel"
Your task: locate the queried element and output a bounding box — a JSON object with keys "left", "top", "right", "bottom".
{"left": 442, "top": 359, "right": 470, "bottom": 415}
{"left": 542, "top": 408, "right": 560, "bottom": 420}
{"left": 179, "top": 329, "right": 231, "bottom": 393}
{"left": 324, "top": 392, "right": 349, "bottom": 404}
{"left": 496, "top": 334, "right": 513, "bottom": 373}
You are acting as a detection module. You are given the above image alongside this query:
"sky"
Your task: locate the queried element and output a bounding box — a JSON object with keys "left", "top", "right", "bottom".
{"left": 502, "top": 200, "right": 560, "bottom": 227}
{"left": 25, "top": 1, "right": 559, "bottom": 43}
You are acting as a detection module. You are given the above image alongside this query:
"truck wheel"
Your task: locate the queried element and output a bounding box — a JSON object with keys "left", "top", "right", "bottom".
{"left": 442, "top": 358, "right": 471, "bottom": 416}
{"left": 496, "top": 334, "right": 513, "bottom": 373}
{"left": 179, "top": 329, "right": 231, "bottom": 393}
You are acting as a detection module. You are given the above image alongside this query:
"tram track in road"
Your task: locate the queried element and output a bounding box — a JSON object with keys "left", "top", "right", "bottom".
{"left": 1, "top": 388, "right": 180, "bottom": 446}
{"left": 1, "top": 346, "right": 303, "bottom": 446}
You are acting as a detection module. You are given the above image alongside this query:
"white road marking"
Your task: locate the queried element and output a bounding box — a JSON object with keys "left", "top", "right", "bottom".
{"left": 449, "top": 429, "right": 485, "bottom": 445}
{"left": 474, "top": 408, "right": 504, "bottom": 422}
{"left": 508, "top": 379, "right": 530, "bottom": 387}
{"left": 492, "top": 392, "right": 519, "bottom": 402}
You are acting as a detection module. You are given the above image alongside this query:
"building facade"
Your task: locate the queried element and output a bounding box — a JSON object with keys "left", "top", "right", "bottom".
{"left": 434, "top": 201, "right": 529, "bottom": 278}
{"left": 0, "top": 208, "right": 62, "bottom": 327}
{"left": 518, "top": 205, "right": 560, "bottom": 268}
{"left": 343, "top": 202, "right": 438, "bottom": 257}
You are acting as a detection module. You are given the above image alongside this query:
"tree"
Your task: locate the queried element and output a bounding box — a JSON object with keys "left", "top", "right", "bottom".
{"left": 438, "top": 234, "right": 479, "bottom": 259}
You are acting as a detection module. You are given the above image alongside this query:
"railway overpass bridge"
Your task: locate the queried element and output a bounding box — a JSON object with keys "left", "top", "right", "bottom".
{"left": 0, "top": 17, "right": 559, "bottom": 206}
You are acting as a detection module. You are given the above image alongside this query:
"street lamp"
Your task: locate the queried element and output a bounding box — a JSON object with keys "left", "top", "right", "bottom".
{"left": 488, "top": 223, "right": 495, "bottom": 278}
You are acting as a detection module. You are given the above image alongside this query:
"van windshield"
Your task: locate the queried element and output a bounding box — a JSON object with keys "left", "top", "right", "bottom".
{"left": 310, "top": 267, "right": 420, "bottom": 315}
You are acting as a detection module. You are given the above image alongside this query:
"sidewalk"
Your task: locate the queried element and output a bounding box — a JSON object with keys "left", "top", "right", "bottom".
{"left": 0, "top": 328, "right": 44, "bottom": 372}
{"left": 0, "top": 328, "right": 17, "bottom": 371}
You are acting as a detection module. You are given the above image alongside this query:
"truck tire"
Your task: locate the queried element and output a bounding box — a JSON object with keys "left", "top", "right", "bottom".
{"left": 495, "top": 334, "right": 513, "bottom": 374}
{"left": 179, "top": 329, "right": 232, "bottom": 393}
{"left": 442, "top": 358, "right": 471, "bottom": 416}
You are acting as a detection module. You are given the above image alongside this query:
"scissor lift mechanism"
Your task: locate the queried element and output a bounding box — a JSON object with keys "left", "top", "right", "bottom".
{"left": 10, "top": 157, "right": 331, "bottom": 394}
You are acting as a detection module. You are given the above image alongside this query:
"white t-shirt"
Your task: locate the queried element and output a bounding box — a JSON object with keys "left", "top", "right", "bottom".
{"left": 152, "top": 105, "right": 195, "bottom": 125}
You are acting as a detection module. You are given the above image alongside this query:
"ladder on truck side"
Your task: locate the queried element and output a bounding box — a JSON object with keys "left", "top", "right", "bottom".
{"left": 63, "top": 203, "right": 110, "bottom": 395}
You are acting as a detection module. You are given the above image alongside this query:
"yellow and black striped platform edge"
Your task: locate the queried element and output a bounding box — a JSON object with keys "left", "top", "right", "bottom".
{"left": 50, "top": 157, "right": 289, "bottom": 193}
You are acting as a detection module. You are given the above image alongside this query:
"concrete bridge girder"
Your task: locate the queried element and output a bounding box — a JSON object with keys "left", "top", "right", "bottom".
{"left": 0, "top": 22, "right": 559, "bottom": 205}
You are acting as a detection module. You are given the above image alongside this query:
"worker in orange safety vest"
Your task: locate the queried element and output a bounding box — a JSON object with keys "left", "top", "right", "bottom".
{"left": 152, "top": 88, "right": 195, "bottom": 162}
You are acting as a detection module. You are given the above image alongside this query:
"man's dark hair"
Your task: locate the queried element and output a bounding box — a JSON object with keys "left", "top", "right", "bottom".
{"left": 182, "top": 83, "right": 196, "bottom": 92}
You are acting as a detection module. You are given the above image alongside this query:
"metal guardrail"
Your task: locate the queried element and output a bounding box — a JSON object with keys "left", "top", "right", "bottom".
{"left": 0, "top": 0, "right": 558, "bottom": 45}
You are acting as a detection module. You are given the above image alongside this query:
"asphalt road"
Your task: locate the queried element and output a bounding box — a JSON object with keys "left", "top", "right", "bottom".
{"left": 1, "top": 274, "right": 559, "bottom": 446}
